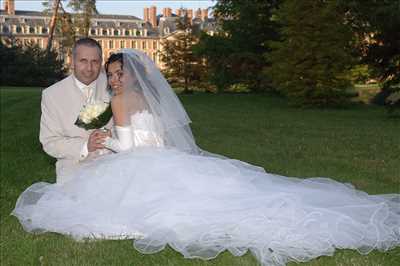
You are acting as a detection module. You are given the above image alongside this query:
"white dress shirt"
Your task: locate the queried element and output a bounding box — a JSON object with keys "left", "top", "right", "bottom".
{"left": 73, "top": 76, "right": 97, "bottom": 160}
{"left": 74, "top": 76, "right": 97, "bottom": 103}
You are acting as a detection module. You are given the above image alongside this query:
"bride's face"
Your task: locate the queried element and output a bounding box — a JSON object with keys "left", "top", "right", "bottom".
{"left": 107, "top": 61, "right": 137, "bottom": 95}
{"left": 107, "top": 61, "right": 124, "bottom": 95}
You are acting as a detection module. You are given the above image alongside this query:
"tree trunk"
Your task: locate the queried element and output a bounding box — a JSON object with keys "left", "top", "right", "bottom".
{"left": 46, "top": 0, "right": 61, "bottom": 55}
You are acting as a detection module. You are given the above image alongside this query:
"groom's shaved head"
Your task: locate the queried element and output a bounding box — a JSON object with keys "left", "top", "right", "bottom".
{"left": 72, "top": 38, "right": 102, "bottom": 60}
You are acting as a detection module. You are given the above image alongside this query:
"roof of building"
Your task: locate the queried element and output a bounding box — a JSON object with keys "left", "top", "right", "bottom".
{"left": 0, "top": 9, "right": 142, "bottom": 21}
{"left": 1, "top": 10, "right": 45, "bottom": 16}
{"left": 1, "top": 9, "right": 218, "bottom": 36}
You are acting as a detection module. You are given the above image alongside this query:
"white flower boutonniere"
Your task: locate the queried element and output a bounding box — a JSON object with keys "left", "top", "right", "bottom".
{"left": 75, "top": 102, "right": 113, "bottom": 130}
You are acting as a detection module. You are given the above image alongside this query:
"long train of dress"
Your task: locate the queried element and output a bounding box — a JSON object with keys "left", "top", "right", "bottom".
{"left": 12, "top": 146, "right": 400, "bottom": 266}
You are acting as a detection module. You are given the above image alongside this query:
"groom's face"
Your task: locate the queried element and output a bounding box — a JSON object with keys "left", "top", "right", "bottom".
{"left": 73, "top": 45, "right": 102, "bottom": 85}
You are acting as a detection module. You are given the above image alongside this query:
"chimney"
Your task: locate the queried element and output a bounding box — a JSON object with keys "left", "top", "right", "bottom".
{"left": 149, "top": 6, "right": 157, "bottom": 27}
{"left": 143, "top": 7, "right": 149, "bottom": 22}
{"left": 201, "top": 9, "right": 208, "bottom": 21}
{"left": 4, "top": 0, "right": 15, "bottom": 15}
{"left": 195, "top": 8, "right": 201, "bottom": 19}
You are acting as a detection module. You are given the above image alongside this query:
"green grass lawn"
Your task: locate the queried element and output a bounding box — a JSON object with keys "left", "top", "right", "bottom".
{"left": 1, "top": 87, "right": 399, "bottom": 266}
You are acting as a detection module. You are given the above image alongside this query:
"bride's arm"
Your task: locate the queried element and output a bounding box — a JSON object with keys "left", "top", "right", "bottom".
{"left": 111, "top": 94, "right": 129, "bottom": 127}
{"left": 103, "top": 96, "right": 133, "bottom": 152}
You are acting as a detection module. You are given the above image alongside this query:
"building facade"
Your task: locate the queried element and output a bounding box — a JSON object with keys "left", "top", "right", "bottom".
{"left": 0, "top": 0, "right": 216, "bottom": 68}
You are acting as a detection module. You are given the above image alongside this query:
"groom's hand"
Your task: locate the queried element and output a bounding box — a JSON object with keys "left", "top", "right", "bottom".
{"left": 87, "top": 129, "right": 109, "bottom": 152}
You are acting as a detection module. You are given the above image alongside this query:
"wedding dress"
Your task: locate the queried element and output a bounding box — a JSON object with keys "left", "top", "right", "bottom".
{"left": 12, "top": 49, "right": 400, "bottom": 266}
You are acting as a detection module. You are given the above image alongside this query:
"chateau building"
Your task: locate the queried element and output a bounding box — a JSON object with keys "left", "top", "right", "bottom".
{"left": 0, "top": 0, "right": 216, "bottom": 68}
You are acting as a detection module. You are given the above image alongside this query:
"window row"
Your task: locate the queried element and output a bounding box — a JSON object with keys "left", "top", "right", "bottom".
{"left": 98, "top": 39, "right": 158, "bottom": 50}
{"left": 21, "top": 38, "right": 44, "bottom": 48}
{"left": 0, "top": 25, "right": 147, "bottom": 37}
{"left": 89, "top": 28, "right": 147, "bottom": 37}
{"left": 1, "top": 25, "right": 48, "bottom": 34}
{"left": 106, "top": 51, "right": 159, "bottom": 64}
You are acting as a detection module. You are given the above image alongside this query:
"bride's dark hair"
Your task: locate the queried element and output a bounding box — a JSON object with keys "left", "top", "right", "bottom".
{"left": 105, "top": 53, "right": 123, "bottom": 73}
{"left": 105, "top": 53, "right": 123, "bottom": 94}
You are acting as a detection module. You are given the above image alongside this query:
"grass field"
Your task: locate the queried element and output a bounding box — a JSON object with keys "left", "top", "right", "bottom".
{"left": 1, "top": 87, "right": 399, "bottom": 265}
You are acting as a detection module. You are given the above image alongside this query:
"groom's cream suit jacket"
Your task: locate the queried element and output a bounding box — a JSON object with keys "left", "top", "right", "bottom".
{"left": 39, "top": 72, "right": 111, "bottom": 183}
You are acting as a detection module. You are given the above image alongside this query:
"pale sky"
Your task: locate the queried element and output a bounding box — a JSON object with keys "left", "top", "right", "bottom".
{"left": 12, "top": 0, "right": 216, "bottom": 19}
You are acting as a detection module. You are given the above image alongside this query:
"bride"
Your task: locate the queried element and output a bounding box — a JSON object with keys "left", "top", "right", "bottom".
{"left": 12, "top": 49, "right": 400, "bottom": 266}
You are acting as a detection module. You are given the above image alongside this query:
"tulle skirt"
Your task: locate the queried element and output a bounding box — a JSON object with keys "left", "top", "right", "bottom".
{"left": 12, "top": 147, "right": 400, "bottom": 266}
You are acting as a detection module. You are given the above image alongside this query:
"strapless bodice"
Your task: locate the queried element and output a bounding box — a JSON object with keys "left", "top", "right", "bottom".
{"left": 130, "top": 110, "right": 164, "bottom": 148}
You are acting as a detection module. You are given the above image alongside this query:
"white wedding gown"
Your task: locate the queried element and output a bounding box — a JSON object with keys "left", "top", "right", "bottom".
{"left": 12, "top": 111, "right": 400, "bottom": 266}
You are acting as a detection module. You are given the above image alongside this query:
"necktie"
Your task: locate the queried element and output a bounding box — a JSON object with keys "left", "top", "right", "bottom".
{"left": 85, "top": 87, "right": 93, "bottom": 103}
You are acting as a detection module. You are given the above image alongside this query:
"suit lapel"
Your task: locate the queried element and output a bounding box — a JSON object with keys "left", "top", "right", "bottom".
{"left": 68, "top": 75, "right": 86, "bottom": 105}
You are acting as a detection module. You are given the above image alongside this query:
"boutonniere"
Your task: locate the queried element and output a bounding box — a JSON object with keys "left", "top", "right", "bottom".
{"left": 75, "top": 102, "right": 113, "bottom": 130}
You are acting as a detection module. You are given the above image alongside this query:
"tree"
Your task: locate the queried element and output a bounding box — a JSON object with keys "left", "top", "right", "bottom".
{"left": 193, "top": 32, "right": 236, "bottom": 92}
{"left": 46, "top": 0, "right": 61, "bottom": 54}
{"left": 68, "top": 0, "right": 98, "bottom": 37}
{"left": 195, "top": 0, "right": 280, "bottom": 91}
{"left": 42, "top": 0, "right": 75, "bottom": 60}
{"left": 160, "top": 15, "right": 203, "bottom": 93}
{"left": 266, "top": 0, "right": 355, "bottom": 106}
{"left": 42, "top": 0, "right": 97, "bottom": 57}
{"left": 340, "top": 0, "right": 400, "bottom": 110}
{"left": 0, "top": 40, "right": 66, "bottom": 87}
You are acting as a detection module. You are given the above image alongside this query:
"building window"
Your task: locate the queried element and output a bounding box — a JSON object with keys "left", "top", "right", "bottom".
{"left": 42, "top": 27, "right": 48, "bottom": 34}
{"left": 120, "top": 40, "right": 125, "bottom": 49}
{"left": 2, "top": 26, "right": 9, "bottom": 33}
{"left": 136, "top": 30, "right": 141, "bottom": 36}
{"left": 29, "top": 27, "right": 35, "bottom": 34}
{"left": 153, "top": 41, "right": 157, "bottom": 49}
{"left": 142, "top": 41, "right": 146, "bottom": 49}
{"left": 125, "top": 30, "right": 130, "bottom": 36}
{"left": 109, "top": 40, "right": 114, "bottom": 49}
{"left": 16, "top": 26, "right": 22, "bottom": 33}
{"left": 90, "top": 28, "right": 96, "bottom": 35}
{"left": 114, "top": 30, "right": 119, "bottom": 36}
{"left": 131, "top": 41, "right": 136, "bottom": 49}
{"left": 37, "top": 38, "right": 43, "bottom": 48}
{"left": 102, "top": 29, "right": 107, "bottom": 35}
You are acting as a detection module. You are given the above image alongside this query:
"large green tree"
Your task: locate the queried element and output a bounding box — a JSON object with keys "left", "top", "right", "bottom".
{"left": 194, "top": 32, "right": 236, "bottom": 92}
{"left": 266, "top": 0, "right": 355, "bottom": 106}
{"left": 0, "top": 40, "right": 66, "bottom": 87}
{"left": 195, "top": 0, "right": 280, "bottom": 91}
{"left": 160, "top": 15, "right": 203, "bottom": 93}
{"left": 340, "top": 0, "right": 400, "bottom": 109}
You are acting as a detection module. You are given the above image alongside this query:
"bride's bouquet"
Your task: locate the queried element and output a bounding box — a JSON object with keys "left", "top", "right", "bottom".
{"left": 75, "top": 102, "right": 113, "bottom": 130}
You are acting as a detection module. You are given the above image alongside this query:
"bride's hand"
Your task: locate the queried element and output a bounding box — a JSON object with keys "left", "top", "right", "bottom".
{"left": 88, "top": 129, "right": 109, "bottom": 152}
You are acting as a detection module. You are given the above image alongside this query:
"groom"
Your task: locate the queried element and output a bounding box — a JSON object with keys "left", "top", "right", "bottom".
{"left": 40, "top": 38, "right": 112, "bottom": 183}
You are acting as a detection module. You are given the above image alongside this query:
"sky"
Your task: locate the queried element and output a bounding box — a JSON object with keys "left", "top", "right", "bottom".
{"left": 12, "top": 0, "right": 216, "bottom": 19}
